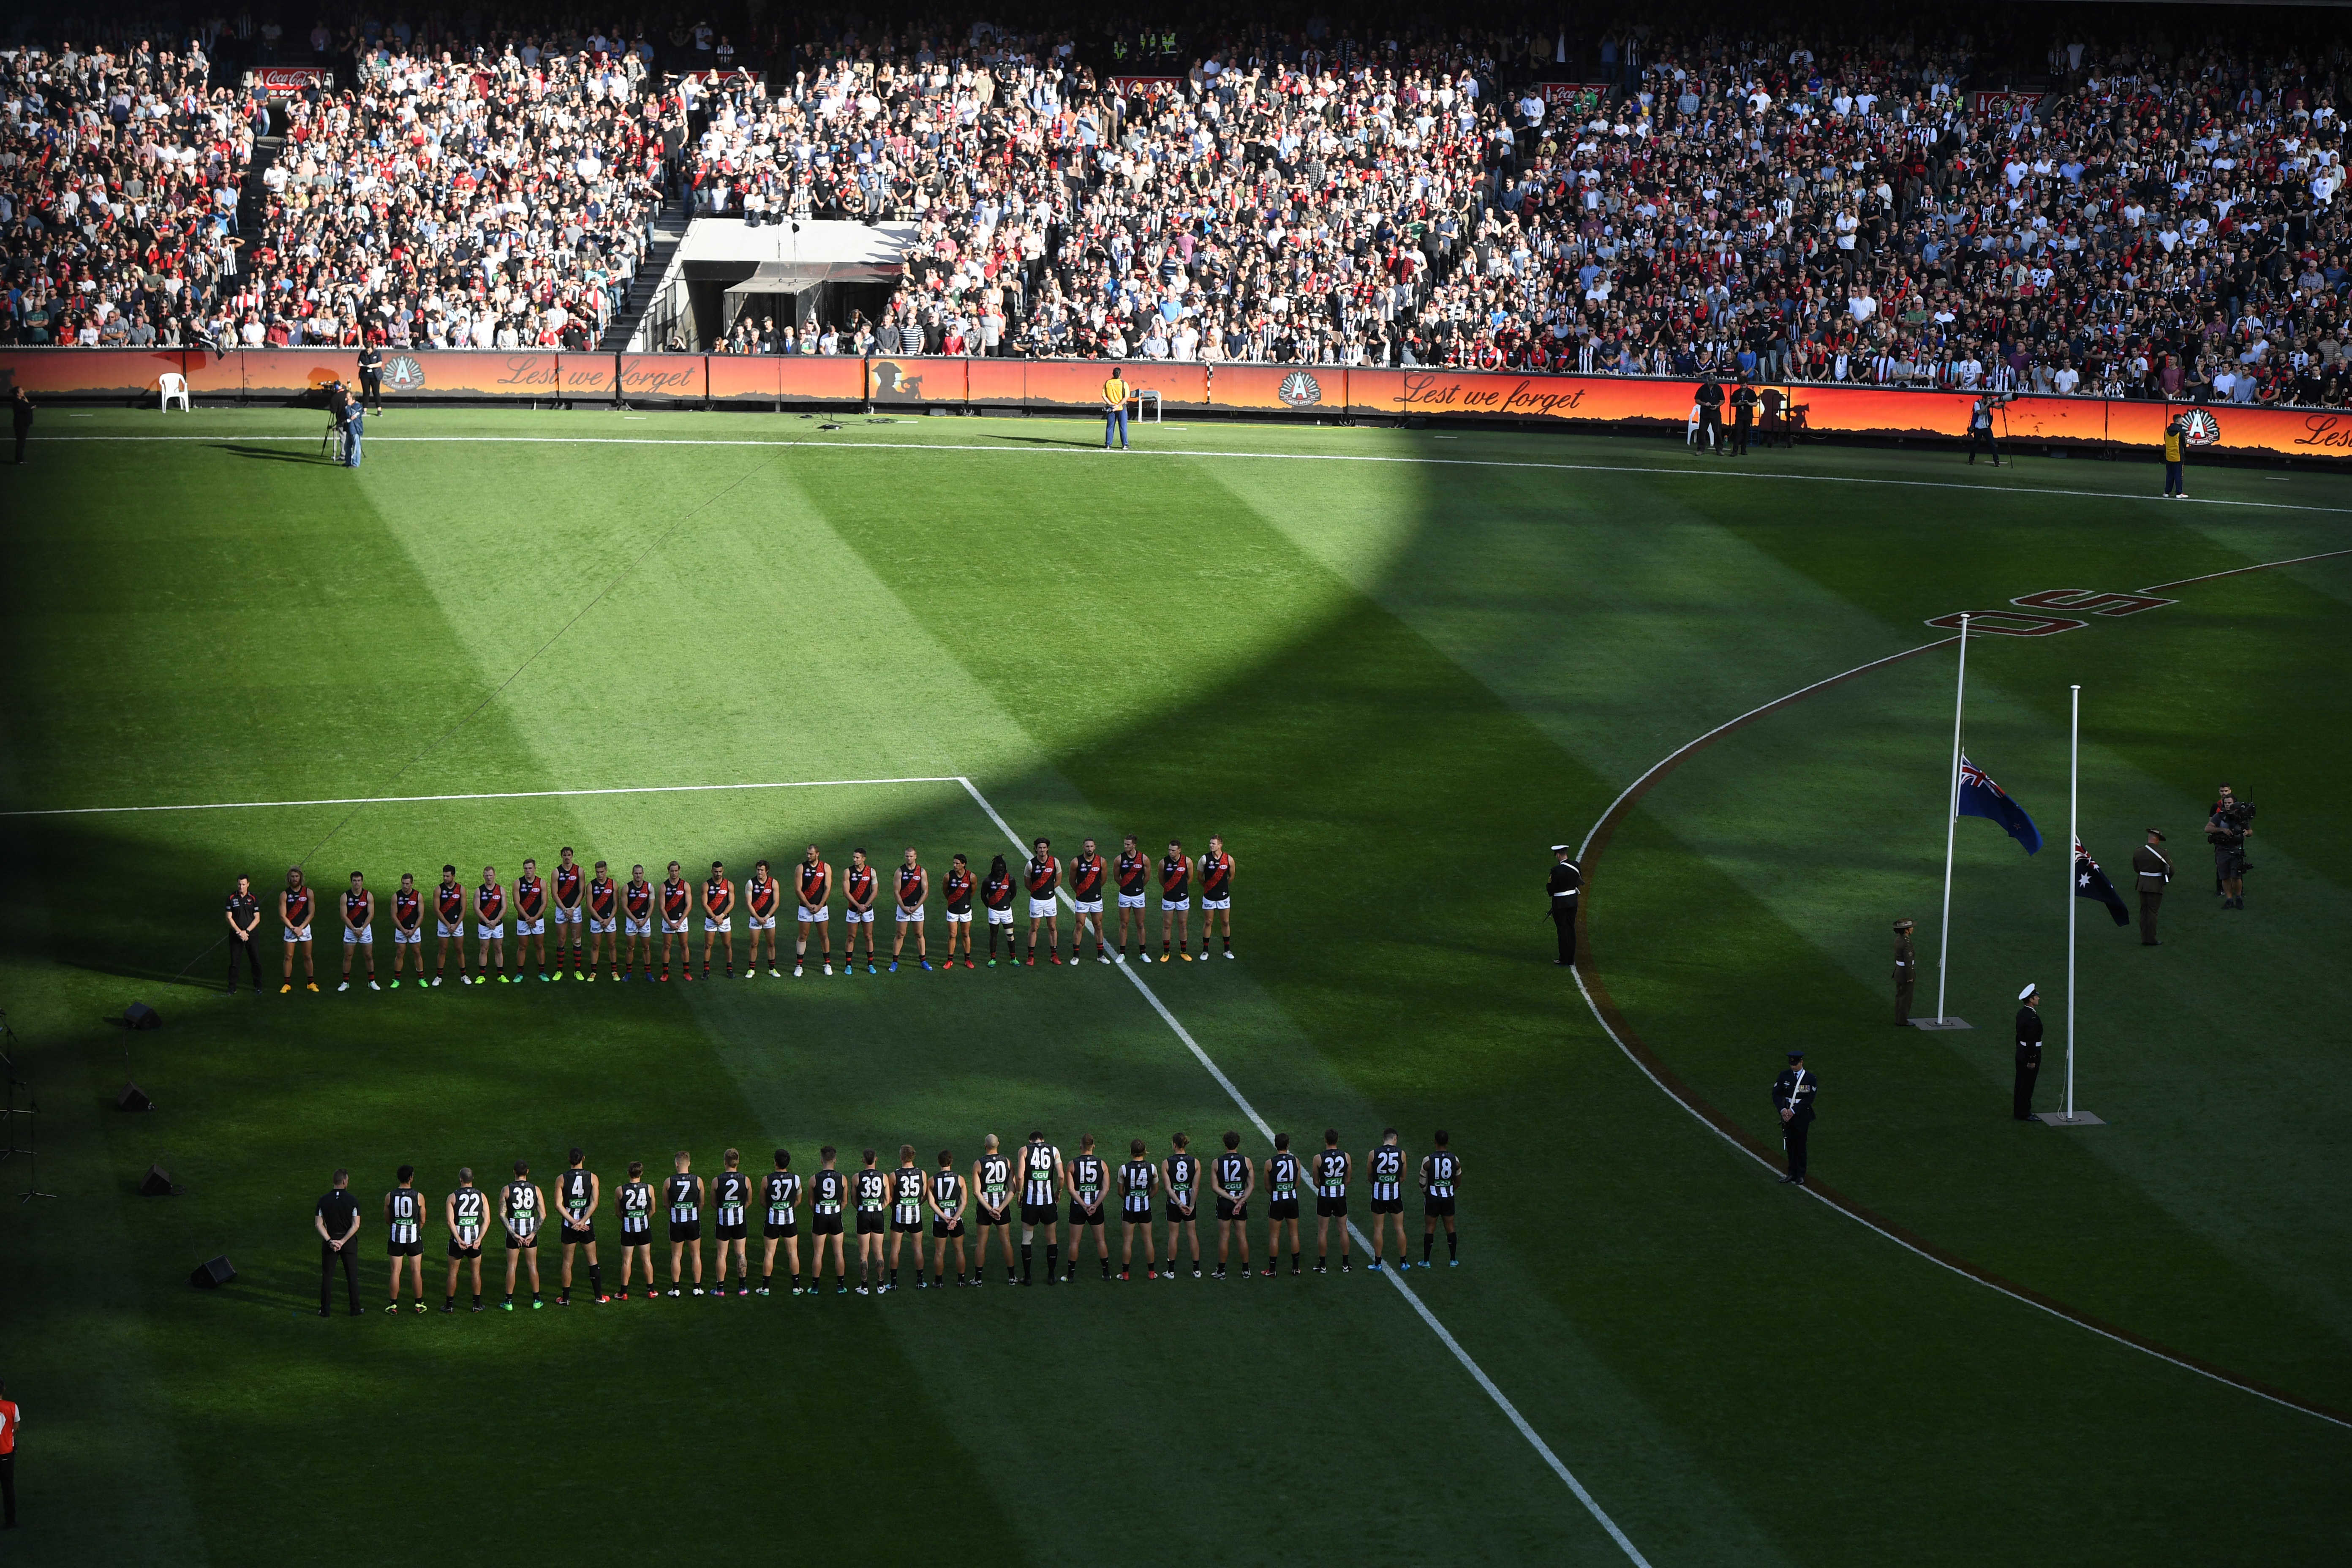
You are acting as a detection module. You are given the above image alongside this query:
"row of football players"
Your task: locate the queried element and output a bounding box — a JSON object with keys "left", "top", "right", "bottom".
{"left": 235, "top": 835, "right": 1238, "bottom": 991}
{"left": 356, "top": 1126, "right": 1459, "bottom": 1312}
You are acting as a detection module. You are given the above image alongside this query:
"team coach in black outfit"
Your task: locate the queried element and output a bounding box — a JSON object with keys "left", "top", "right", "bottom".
{"left": 1546, "top": 846, "right": 1582, "bottom": 965}
{"left": 224, "top": 875, "right": 263, "bottom": 994}
{"left": 315, "top": 1170, "right": 363, "bottom": 1316}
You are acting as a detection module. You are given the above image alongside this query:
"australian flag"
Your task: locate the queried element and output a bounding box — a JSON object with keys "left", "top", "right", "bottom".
{"left": 2074, "top": 840, "right": 2132, "bottom": 926}
{"left": 1957, "top": 754, "right": 2042, "bottom": 855}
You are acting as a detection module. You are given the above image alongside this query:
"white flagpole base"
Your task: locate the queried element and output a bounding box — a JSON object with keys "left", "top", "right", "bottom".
{"left": 1910, "top": 1016, "right": 1973, "bottom": 1030}
{"left": 2035, "top": 1111, "right": 2106, "bottom": 1127}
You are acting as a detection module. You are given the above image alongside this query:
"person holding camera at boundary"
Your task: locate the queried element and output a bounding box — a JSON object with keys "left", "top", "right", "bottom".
{"left": 1966, "top": 394, "right": 2003, "bottom": 466}
{"left": 2206, "top": 784, "right": 2254, "bottom": 910}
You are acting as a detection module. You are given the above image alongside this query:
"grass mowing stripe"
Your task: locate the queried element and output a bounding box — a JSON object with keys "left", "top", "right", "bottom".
{"left": 38, "top": 433, "right": 2352, "bottom": 517}
{"left": 0, "top": 776, "right": 964, "bottom": 818}
{"left": 954, "top": 774, "right": 1654, "bottom": 1566}
{"left": 1573, "top": 645, "right": 2352, "bottom": 1435}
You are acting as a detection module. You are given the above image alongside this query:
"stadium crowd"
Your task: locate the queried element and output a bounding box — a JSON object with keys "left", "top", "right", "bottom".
{"left": 9, "top": 6, "right": 2352, "bottom": 406}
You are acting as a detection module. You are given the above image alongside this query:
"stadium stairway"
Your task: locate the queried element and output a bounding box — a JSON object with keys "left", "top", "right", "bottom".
{"left": 237, "top": 135, "right": 285, "bottom": 258}
{"left": 602, "top": 211, "right": 691, "bottom": 351}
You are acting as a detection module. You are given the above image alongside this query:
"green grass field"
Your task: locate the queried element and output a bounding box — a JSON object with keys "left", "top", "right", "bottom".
{"left": 1, "top": 406, "right": 2347, "bottom": 1564}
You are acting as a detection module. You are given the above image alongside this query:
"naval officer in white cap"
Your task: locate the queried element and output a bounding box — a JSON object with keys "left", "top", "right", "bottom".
{"left": 2013, "top": 983, "right": 2044, "bottom": 1121}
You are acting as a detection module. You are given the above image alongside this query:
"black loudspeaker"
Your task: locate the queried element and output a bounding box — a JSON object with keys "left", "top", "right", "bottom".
{"left": 190, "top": 1255, "right": 236, "bottom": 1288}
{"left": 139, "top": 1162, "right": 177, "bottom": 1196}
{"left": 125, "top": 1002, "right": 161, "bottom": 1030}
{"left": 118, "top": 1082, "right": 153, "bottom": 1112}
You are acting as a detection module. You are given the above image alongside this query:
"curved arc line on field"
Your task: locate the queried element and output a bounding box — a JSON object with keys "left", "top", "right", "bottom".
{"left": 1569, "top": 636, "right": 2352, "bottom": 1433}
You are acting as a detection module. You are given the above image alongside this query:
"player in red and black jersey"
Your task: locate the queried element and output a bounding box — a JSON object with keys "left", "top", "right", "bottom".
{"left": 1116, "top": 834, "right": 1152, "bottom": 963}
{"left": 980, "top": 854, "right": 1016, "bottom": 966}
{"left": 795, "top": 844, "right": 833, "bottom": 977}
{"left": 890, "top": 847, "right": 931, "bottom": 972}
{"left": 622, "top": 864, "right": 655, "bottom": 980}
{"left": 659, "top": 861, "right": 691, "bottom": 982}
{"left": 843, "top": 849, "right": 879, "bottom": 973}
{"left": 585, "top": 860, "right": 618, "bottom": 981}
{"left": 1024, "top": 837, "right": 1061, "bottom": 966}
{"left": 514, "top": 858, "right": 548, "bottom": 981}
{"left": 1067, "top": 838, "right": 1110, "bottom": 965}
{"left": 701, "top": 860, "right": 736, "bottom": 980}
{"left": 279, "top": 866, "right": 317, "bottom": 993}
{"left": 339, "top": 871, "right": 377, "bottom": 992}
{"left": 552, "top": 847, "right": 585, "bottom": 979}
{"left": 433, "top": 865, "right": 470, "bottom": 986}
{"left": 744, "top": 860, "right": 782, "bottom": 977}
{"left": 942, "top": 853, "right": 976, "bottom": 969}
{"left": 1159, "top": 840, "right": 1194, "bottom": 963}
{"left": 1198, "top": 835, "right": 1237, "bottom": 960}
{"left": 388, "top": 872, "right": 424, "bottom": 988}
{"left": 474, "top": 865, "right": 508, "bottom": 983}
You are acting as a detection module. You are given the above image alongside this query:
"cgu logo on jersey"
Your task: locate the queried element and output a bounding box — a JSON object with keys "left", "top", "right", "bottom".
{"left": 2179, "top": 407, "right": 2221, "bottom": 446}
{"left": 384, "top": 355, "right": 426, "bottom": 393}
{"left": 1277, "top": 370, "right": 1323, "bottom": 408}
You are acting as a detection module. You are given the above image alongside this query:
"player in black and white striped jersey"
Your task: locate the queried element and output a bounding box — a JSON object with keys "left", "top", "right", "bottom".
{"left": 928, "top": 1150, "right": 969, "bottom": 1288}
{"left": 852, "top": 1149, "right": 889, "bottom": 1295}
{"left": 499, "top": 1160, "right": 547, "bottom": 1312}
{"left": 1365, "top": 1128, "right": 1408, "bottom": 1272}
{"left": 1419, "top": 1131, "right": 1462, "bottom": 1269}
{"left": 887, "top": 1145, "right": 926, "bottom": 1290}
{"left": 444, "top": 1168, "right": 490, "bottom": 1313}
{"left": 711, "top": 1149, "right": 753, "bottom": 1298}
{"left": 554, "top": 1149, "right": 602, "bottom": 1306}
{"left": 1162, "top": 1133, "right": 1203, "bottom": 1279}
{"left": 808, "top": 1147, "right": 849, "bottom": 1295}
{"left": 1117, "top": 1139, "right": 1158, "bottom": 1281}
{"left": 384, "top": 1165, "right": 426, "bottom": 1314}
{"left": 1016, "top": 1131, "right": 1063, "bottom": 1286}
{"left": 1312, "top": 1130, "right": 1352, "bottom": 1274}
{"left": 664, "top": 1151, "right": 705, "bottom": 1298}
{"left": 970, "top": 1135, "right": 1014, "bottom": 1287}
{"left": 615, "top": 1161, "right": 655, "bottom": 1298}
{"left": 1262, "top": 1132, "right": 1304, "bottom": 1277}
{"left": 1064, "top": 1134, "right": 1111, "bottom": 1282}
{"left": 1211, "top": 1131, "right": 1255, "bottom": 1282}
{"left": 758, "top": 1150, "right": 802, "bottom": 1297}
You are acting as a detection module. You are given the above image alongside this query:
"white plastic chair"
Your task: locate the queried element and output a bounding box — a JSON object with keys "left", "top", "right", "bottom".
{"left": 159, "top": 372, "right": 191, "bottom": 411}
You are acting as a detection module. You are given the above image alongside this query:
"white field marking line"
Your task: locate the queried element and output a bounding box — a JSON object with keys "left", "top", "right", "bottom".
{"left": 1571, "top": 654, "right": 2352, "bottom": 1435}
{"left": 36, "top": 432, "right": 2352, "bottom": 517}
{"left": 954, "top": 777, "right": 1652, "bottom": 1564}
{"left": 0, "top": 777, "right": 963, "bottom": 819}
{"left": 2140, "top": 544, "right": 2352, "bottom": 593}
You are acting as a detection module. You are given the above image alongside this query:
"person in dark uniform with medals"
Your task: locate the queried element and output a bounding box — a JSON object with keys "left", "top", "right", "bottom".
{"left": 555, "top": 1149, "right": 602, "bottom": 1305}
{"left": 314, "top": 1168, "right": 363, "bottom": 1315}
{"left": 1064, "top": 1135, "right": 1111, "bottom": 1281}
{"left": 1211, "top": 1131, "right": 1255, "bottom": 1281}
{"left": 357, "top": 343, "right": 385, "bottom": 412}
{"left": 970, "top": 1135, "right": 1014, "bottom": 1285}
{"left": 1262, "top": 1132, "right": 1302, "bottom": 1277}
{"left": 224, "top": 875, "right": 263, "bottom": 995}
{"left": 1729, "top": 375, "right": 1759, "bottom": 455}
{"left": 1695, "top": 370, "right": 1725, "bottom": 453}
{"left": 2013, "top": 984, "right": 2044, "bottom": 1121}
{"left": 1546, "top": 846, "right": 1582, "bottom": 966}
{"left": 852, "top": 1149, "right": 889, "bottom": 1294}
{"left": 615, "top": 1161, "right": 655, "bottom": 1298}
{"left": 758, "top": 1149, "right": 802, "bottom": 1296}
{"left": 1117, "top": 1140, "right": 1158, "bottom": 1280}
{"left": 444, "top": 1167, "right": 489, "bottom": 1312}
{"left": 928, "top": 1150, "right": 969, "bottom": 1288}
{"left": 664, "top": 1150, "right": 705, "bottom": 1296}
{"left": 500, "top": 1160, "right": 546, "bottom": 1310}
{"left": 1162, "top": 1132, "right": 1203, "bottom": 1279}
{"left": 1313, "top": 1130, "right": 1352, "bottom": 1274}
{"left": 711, "top": 1148, "right": 752, "bottom": 1296}
{"left": 2132, "top": 830, "right": 2171, "bottom": 945}
{"left": 808, "top": 1148, "right": 849, "bottom": 1294}
{"left": 1772, "top": 1052, "right": 1816, "bottom": 1185}
{"left": 384, "top": 1165, "right": 427, "bottom": 1312}
{"left": 1892, "top": 918, "right": 1917, "bottom": 1024}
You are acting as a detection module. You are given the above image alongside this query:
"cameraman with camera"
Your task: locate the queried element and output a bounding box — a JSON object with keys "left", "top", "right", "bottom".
{"left": 2206, "top": 784, "right": 2255, "bottom": 910}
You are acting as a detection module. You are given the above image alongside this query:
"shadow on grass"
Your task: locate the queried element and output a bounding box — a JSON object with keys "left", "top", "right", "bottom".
{"left": 212, "top": 442, "right": 338, "bottom": 465}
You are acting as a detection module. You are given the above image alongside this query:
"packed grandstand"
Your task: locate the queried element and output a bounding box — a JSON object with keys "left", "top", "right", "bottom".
{"left": 5, "top": 5, "right": 2349, "bottom": 407}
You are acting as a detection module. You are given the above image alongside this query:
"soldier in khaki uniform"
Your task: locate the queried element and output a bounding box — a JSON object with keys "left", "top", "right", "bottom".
{"left": 1892, "top": 918, "right": 1917, "bottom": 1025}
{"left": 2132, "top": 829, "right": 2170, "bottom": 945}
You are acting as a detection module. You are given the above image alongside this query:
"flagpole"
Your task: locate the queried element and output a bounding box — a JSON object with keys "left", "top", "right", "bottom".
{"left": 2045, "top": 684, "right": 2101, "bottom": 1126}
{"left": 1922, "top": 614, "right": 1969, "bottom": 1029}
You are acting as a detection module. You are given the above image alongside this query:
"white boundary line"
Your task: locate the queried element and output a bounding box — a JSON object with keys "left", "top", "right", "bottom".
{"left": 0, "top": 776, "right": 961, "bottom": 819}
{"left": 954, "top": 776, "right": 1652, "bottom": 1564}
{"left": 33, "top": 431, "right": 2352, "bottom": 517}
{"left": 1570, "top": 654, "right": 2352, "bottom": 1435}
